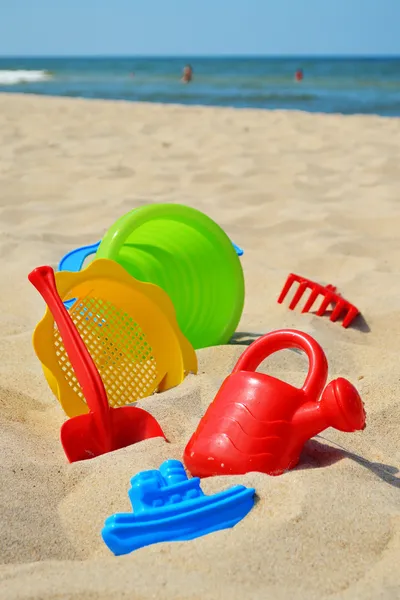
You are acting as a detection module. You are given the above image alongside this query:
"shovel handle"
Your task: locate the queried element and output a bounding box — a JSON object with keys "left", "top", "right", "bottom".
{"left": 28, "top": 266, "right": 112, "bottom": 444}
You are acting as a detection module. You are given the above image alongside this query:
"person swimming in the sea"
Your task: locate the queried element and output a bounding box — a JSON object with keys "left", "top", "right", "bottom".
{"left": 181, "top": 64, "right": 193, "bottom": 83}
{"left": 295, "top": 69, "right": 304, "bottom": 82}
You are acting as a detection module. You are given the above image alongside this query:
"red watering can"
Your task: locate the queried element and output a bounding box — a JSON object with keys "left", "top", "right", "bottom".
{"left": 184, "top": 329, "right": 366, "bottom": 477}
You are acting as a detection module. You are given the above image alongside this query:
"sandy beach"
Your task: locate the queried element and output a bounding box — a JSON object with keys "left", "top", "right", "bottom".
{"left": 0, "top": 93, "right": 399, "bottom": 599}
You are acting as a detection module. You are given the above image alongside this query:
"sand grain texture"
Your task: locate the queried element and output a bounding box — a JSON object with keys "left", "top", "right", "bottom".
{"left": 0, "top": 94, "right": 399, "bottom": 599}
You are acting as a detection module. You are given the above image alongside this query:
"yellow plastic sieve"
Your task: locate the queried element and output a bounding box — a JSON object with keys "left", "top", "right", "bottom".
{"left": 32, "top": 258, "right": 197, "bottom": 418}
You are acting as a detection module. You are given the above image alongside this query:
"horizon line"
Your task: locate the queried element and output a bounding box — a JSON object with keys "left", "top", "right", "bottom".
{"left": 0, "top": 53, "right": 400, "bottom": 59}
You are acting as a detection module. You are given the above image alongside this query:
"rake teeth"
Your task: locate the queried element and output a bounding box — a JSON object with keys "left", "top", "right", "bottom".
{"left": 316, "top": 292, "right": 335, "bottom": 316}
{"left": 278, "top": 273, "right": 360, "bottom": 329}
{"left": 288, "top": 281, "right": 309, "bottom": 310}
{"left": 301, "top": 287, "right": 320, "bottom": 313}
{"left": 342, "top": 306, "right": 360, "bottom": 328}
{"left": 330, "top": 299, "right": 346, "bottom": 323}
{"left": 277, "top": 273, "right": 300, "bottom": 304}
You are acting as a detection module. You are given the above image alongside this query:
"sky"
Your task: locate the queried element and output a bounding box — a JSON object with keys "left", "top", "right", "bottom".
{"left": 0, "top": 0, "right": 399, "bottom": 56}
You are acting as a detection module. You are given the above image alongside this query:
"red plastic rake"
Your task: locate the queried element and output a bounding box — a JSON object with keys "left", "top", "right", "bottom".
{"left": 277, "top": 273, "right": 359, "bottom": 328}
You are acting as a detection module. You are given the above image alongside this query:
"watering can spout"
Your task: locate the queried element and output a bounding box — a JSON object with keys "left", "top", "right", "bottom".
{"left": 291, "top": 401, "right": 328, "bottom": 444}
{"left": 292, "top": 377, "right": 366, "bottom": 445}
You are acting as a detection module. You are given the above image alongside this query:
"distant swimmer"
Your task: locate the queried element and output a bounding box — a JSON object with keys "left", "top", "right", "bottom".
{"left": 181, "top": 64, "right": 193, "bottom": 83}
{"left": 295, "top": 69, "right": 303, "bottom": 82}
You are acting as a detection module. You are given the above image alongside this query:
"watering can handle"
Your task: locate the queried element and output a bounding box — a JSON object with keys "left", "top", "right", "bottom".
{"left": 233, "top": 329, "right": 328, "bottom": 401}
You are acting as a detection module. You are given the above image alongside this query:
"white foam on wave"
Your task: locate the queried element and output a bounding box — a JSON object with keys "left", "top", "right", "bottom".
{"left": 0, "top": 70, "right": 52, "bottom": 85}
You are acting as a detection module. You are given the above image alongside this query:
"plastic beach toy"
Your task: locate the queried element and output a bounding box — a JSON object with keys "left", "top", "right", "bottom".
{"left": 31, "top": 258, "right": 197, "bottom": 418}
{"left": 278, "top": 273, "right": 360, "bottom": 328}
{"left": 59, "top": 239, "right": 243, "bottom": 310}
{"left": 94, "top": 204, "right": 245, "bottom": 349}
{"left": 184, "top": 329, "right": 366, "bottom": 478}
{"left": 102, "top": 459, "right": 255, "bottom": 555}
{"left": 59, "top": 242, "right": 101, "bottom": 273}
{"left": 58, "top": 242, "right": 101, "bottom": 310}
{"left": 28, "top": 266, "right": 165, "bottom": 463}
{"left": 59, "top": 241, "right": 244, "bottom": 274}
{"left": 232, "top": 242, "right": 244, "bottom": 257}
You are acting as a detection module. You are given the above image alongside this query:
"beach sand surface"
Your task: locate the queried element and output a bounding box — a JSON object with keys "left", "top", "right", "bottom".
{"left": 0, "top": 94, "right": 399, "bottom": 599}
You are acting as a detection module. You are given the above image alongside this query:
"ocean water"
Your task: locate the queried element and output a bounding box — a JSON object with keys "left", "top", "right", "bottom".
{"left": 0, "top": 56, "right": 400, "bottom": 117}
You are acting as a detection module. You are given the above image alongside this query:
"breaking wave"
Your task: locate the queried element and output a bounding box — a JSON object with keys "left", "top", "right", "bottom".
{"left": 0, "top": 70, "right": 52, "bottom": 85}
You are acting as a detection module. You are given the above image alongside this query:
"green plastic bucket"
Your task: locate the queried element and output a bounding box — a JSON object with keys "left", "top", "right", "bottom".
{"left": 95, "top": 204, "right": 245, "bottom": 349}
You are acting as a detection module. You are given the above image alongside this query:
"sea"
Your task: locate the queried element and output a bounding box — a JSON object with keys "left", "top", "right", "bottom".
{"left": 0, "top": 56, "right": 400, "bottom": 117}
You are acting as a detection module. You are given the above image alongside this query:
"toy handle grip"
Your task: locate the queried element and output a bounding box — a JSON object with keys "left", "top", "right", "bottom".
{"left": 28, "top": 266, "right": 112, "bottom": 447}
{"left": 233, "top": 329, "right": 328, "bottom": 401}
{"left": 58, "top": 241, "right": 100, "bottom": 272}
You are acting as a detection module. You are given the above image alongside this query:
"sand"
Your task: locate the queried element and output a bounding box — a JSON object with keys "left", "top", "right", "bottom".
{"left": 0, "top": 93, "right": 399, "bottom": 600}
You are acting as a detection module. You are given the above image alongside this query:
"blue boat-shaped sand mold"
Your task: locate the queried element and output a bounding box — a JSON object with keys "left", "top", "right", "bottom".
{"left": 101, "top": 459, "right": 255, "bottom": 556}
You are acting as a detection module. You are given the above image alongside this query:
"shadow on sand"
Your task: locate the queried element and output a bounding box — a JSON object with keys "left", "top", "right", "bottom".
{"left": 229, "top": 331, "right": 264, "bottom": 346}
{"left": 309, "top": 310, "right": 371, "bottom": 333}
{"left": 298, "top": 437, "right": 399, "bottom": 488}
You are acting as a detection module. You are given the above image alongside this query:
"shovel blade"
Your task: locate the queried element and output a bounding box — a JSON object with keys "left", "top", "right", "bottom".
{"left": 61, "top": 413, "right": 105, "bottom": 462}
{"left": 109, "top": 406, "right": 166, "bottom": 451}
{"left": 60, "top": 407, "right": 166, "bottom": 463}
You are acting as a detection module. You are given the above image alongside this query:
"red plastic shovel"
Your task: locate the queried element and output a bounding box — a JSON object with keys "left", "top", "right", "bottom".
{"left": 28, "top": 266, "right": 166, "bottom": 462}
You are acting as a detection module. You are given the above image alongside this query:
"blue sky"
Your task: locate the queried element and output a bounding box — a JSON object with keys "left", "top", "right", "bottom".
{"left": 0, "top": 0, "right": 399, "bottom": 56}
